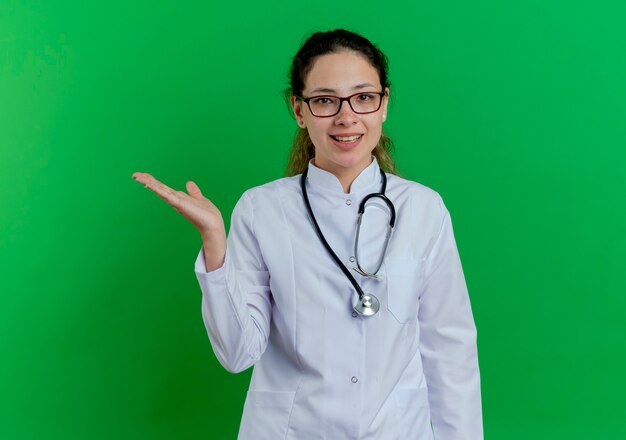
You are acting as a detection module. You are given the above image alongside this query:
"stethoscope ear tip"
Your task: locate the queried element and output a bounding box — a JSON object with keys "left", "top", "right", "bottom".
{"left": 351, "top": 264, "right": 384, "bottom": 281}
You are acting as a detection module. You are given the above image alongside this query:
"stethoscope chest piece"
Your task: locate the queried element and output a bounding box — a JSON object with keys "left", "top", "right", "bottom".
{"left": 353, "top": 293, "right": 380, "bottom": 316}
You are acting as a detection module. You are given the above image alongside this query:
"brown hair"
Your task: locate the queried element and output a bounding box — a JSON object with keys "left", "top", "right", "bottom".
{"left": 285, "top": 29, "right": 396, "bottom": 176}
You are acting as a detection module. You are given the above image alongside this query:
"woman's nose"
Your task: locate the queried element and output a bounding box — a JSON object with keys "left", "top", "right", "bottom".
{"left": 335, "top": 100, "right": 358, "bottom": 124}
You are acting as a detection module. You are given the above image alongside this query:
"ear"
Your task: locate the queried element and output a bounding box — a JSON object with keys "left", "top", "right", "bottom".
{"left": 382, "top": 87, "right": 390, "bottom": 122}
{"left": 290, "top": 95, "right": 306, "bottom": 128}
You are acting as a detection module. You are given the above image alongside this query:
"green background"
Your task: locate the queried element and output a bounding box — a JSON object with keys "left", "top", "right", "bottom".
{"left": 1, "top": 0, "right": 625, "bottom": 438}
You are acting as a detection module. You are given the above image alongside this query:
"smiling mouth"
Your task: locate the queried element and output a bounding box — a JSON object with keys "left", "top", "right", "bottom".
{"left": 330, "top": 134, "right": 363, "bottom": 143}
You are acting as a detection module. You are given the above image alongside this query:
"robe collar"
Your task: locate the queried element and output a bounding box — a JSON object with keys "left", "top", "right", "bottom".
{"left": 305, "top": 157, "right": 382, "bottom": 195}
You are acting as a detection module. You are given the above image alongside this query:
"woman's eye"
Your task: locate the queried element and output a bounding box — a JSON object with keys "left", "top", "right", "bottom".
{"left": 313, "top": 97, "right": 335, "bottom": 105}
{"left": 357, "top": 93, "right": 375, "bottom": 102}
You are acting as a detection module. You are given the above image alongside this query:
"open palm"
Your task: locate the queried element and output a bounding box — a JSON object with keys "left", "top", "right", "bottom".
{"left": 132, "top": 172, "right": 226, "bottom": 270}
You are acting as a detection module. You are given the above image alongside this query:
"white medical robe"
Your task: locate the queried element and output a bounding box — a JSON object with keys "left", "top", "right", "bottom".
{"left": 195, "top": 159, "right": 483, "bottom": 439}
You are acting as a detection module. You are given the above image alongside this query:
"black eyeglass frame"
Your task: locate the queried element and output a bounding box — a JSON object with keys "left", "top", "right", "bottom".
{"left": 297, "top": 91, "right": 387, "bottom": 118}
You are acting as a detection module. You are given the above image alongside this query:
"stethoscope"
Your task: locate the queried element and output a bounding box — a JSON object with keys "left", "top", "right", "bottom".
{"left": 300, "top": 167, "right": 396, "bottom": 317}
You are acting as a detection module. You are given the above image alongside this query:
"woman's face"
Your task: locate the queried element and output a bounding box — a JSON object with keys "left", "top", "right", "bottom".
{"left": 291, "top": 50, "right": 388, "bottom": 177}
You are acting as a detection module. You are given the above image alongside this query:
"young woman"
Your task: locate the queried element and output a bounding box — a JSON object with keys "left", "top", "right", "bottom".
{"left": 133, "top": 29, "right": 482, "bottom": 440}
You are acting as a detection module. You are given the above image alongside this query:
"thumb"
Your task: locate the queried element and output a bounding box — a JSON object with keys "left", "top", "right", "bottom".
{"left": 186, "top": 181, "right": 204, "bottom": 198}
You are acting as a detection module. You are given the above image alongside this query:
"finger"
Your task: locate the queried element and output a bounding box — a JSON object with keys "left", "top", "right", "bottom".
{"left": 132, "top": 172, "right": 162, "bottom": 187}
{"left": 133, "top": 172, "right": 183, "bottom": 207}
{"left": 132, "top": 172, "right": 156, "bottom": 186}
{"left": 133, "top": 172, "right": 170, "bottom": 194}
{"left": 151, "top": 183, "right": 185, "bottom": 207}
{"left": 186, "top": 181, "right": 204, "bottom": 199}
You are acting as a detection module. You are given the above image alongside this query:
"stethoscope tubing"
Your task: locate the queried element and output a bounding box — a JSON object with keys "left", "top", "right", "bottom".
{"left": 300, "top": 167, "right": 396, "bottom": 308}
{"left": 300, "top": 168, "right": 365, "bottom": 298}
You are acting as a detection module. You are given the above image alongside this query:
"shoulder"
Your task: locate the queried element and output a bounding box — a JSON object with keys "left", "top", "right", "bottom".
{"left": 386, "top": 174, "right": 453, "bottom": 254}
{"left": 240, "top": 175, "right": 301, "bottom": 202}
{"left": 386, "top": 173, "right": 445, "bottom": 211}
{"left": 231, "top": 175, "right": 302, "bottom": 223}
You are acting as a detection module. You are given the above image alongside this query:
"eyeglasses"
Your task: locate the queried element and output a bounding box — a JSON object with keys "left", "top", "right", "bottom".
{"left": 297, "top": 91, "right": 386, "bottom": 117}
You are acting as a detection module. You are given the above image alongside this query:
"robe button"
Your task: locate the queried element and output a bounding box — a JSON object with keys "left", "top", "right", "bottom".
{"left": 351, "top": 376, "right": 358, "bottom": 383}
{"left": 345, "top": 199, "right": 352, "bottom": 206}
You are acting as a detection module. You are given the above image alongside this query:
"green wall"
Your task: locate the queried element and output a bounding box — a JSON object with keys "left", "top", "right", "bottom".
{"left": 1, "top": 1, "right": 625, "bottom": 438}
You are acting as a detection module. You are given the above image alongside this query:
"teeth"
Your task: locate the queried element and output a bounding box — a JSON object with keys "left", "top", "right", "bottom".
{"left": 334, "top": 135, "right": 361, "bottom": 142}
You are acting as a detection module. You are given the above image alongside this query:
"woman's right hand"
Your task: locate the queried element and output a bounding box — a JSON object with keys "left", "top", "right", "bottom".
{"left": 132, "top": 172, "right": 227, "bottom": 271}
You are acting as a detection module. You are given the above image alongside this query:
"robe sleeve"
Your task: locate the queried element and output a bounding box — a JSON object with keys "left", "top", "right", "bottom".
{"left": 418, "top": 195, "right": 483, "bottom": 439}
{"left": 194, "top": 191, "right": 272, "bottom": 373}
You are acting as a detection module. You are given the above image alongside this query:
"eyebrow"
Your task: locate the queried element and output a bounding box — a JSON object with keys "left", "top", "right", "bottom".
{"left": 309, "top": 83, "right": 378, "bottom": 94}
